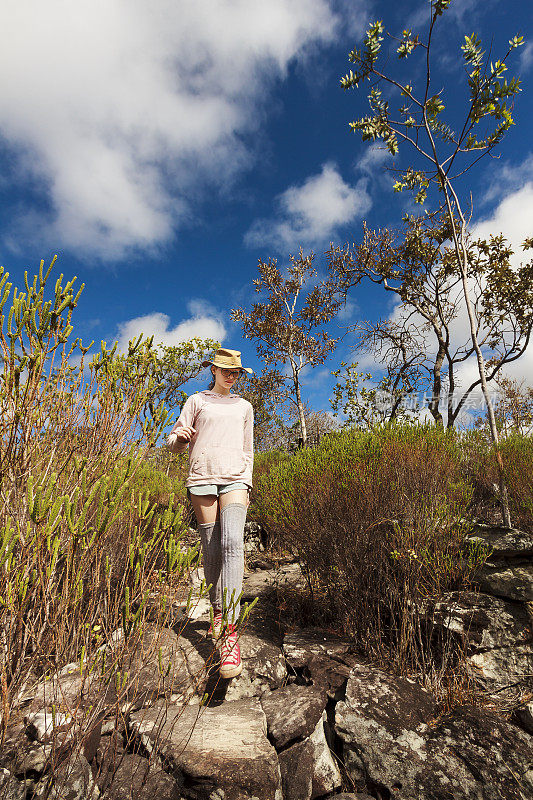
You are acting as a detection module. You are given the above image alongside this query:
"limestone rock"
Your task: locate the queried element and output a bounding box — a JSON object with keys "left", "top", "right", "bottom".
{"left": 260, "top": 684, "right": 328, "bottom": 748}
{"left": 283, "top": 628, "right": 355, "bottom": 671}
{"left": 478, "top": 563, "right": 533, "bottom": 601}
{"left": 24, "top": 660, "right": 116, "bottom": 719}
{"left": 222, "top": 633, "right": 287, "bottom": 701}
{"left": 283, "top": 628, "right": 360, "bottom": 698}
{"left": 129, "top": 697, "right": 283, "bottom": 800}
{"left": 0, "top": 768, "right": 25, "bottom": 800}
{"left": 436, "top": 705, "right": 533, "bottom": 800}
{"left": 244, "top": 521, "right": 265, "bottom": 553}
{"left": 277, "top": 739, "right": 314, "bottom": 800}
{"left": 25, "top": 710, "right": 75, "bottom": 743}
{"left": 94, "top": 728, "right": 127, "bottom": 770}
{"left": 333, "top": 796, "right": 373, "bottom": 800}
{"left": 335, "top": 662, "right": 533, "bottom": 799}
{"left": 468, "top": 643, "right": 533, "bottom": 690}
{"left": 96, "top": 752, "right": 183, "bottom": 800}
{"left": 277, "top": 712, "right": 341, "bottom": 800}
{"left": 420, "top": 590, "right": 532, "bottom": 651}
{"left": 466, "top": 524, "right": 533, "bottom": 559}
{"left": 515, "top": 700, "right": 533, "bottom": 734}
{"left": 336, "top": 663, "right": 468, "bottom": 796}
{"left": 34, "top": 754, "right": 99, "bottom": 800}
{"left": 19, "top": 624, "right": 201, "bottom": 725}
{"left": 242, "top": 563, "right": 305, "bottom": 600}
{"left": 307, "top": 710, "right": 342, "bottom": 798}
{"left": 0, "top": 718, "right": 54, "bottom": 777}
{"left": 121, "top": 625, "right": 202, "bottom": 710}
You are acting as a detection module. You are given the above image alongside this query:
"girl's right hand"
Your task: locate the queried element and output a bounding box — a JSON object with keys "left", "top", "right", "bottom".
{"left": 174, "top": 425, "right": 196, "bottom": 442}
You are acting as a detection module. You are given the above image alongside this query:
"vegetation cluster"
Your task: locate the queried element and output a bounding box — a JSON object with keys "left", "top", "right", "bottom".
{"left": 0, "top": 260, "right": 220, "bottom": 759}
{"left": 250, "top": 425, "right": 532, "bottom": 681}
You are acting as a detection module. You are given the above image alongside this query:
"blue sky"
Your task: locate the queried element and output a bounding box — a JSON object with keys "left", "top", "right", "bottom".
{"left": 1, "top": 0, "right": 532, "bottom": 424}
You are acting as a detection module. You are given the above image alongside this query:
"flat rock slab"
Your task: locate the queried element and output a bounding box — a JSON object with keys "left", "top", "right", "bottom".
{"left": 466, "top": 525, "right": 533, "bottom": 559}
{"left": 420, "top": 590, "right": 532, "bottom": 651}
{"left": 435, "top": 706, "right": 533, "bottom": 800}
{"left": 97, "top": 752, "right": 183, "bottom": 800}
{"left": 335, "top": 662, "right": 533, "bottom": 800}
{"left": 283, "top": 628, "right": 361, "bottom": 698}
{"left": 469, "top": 643, "right": 533, "bottom": 691}
{"left": 129, "top": 697, "right": 283, "bottom": 800}
{"left": 260, "top": 684, "right": 328, "bottom": 748}
{"left": 242, "top": 564, "right": 306, "bottom": 600}
{"left": 283, "top": 628, "right": 355, "bottom": 670}
{"left": 478, "top": 563, "right": 533, "bottom": 601}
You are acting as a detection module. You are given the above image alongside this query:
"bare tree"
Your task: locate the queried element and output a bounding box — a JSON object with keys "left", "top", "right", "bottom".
{"left": 231, "top": 250, "right": 341, "bottom": 446}
{"left": 329, "top": 213, "right": 533, "bottom": 428}
{"left": 475, "top": 372, "right": 533, "bottom": 437}
{"left": 339, "top": 3, "right": 526, "bottom": 524}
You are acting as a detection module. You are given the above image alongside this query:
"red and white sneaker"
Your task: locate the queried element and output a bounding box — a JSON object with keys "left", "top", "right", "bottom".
{"left": 207, "top": 610, "right": 223, "bottom": 640}
{"left": 219, "top": 624, "right": 242, "bottom": 679}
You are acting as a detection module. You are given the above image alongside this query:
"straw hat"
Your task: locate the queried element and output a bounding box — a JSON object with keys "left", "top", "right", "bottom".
{"left": 202, "top": 348, "right": 253, "bottom": 374}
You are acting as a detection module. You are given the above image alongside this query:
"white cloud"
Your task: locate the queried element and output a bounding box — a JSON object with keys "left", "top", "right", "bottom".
{"left": 356, "top": 144, "right": 392, "bottom": 177}
{"left": 408, "top": 0, "right": 497, "bottom": 30}
{"left": 0, "top": 0, "right": 349, "bottom": 260}
{"left": 480, "top": 154, "right": 533, "bottom": 207}
{"left": 336, "top": 298, "right": 359, "bottom": 322}
{"left": 116, "top": 300, "right": 226, "bottom": 351}
{"left": 474, "top": 183, "right": 533, "bottom": 268}
{"left": 520, "top": 42, "right": 533, "bottom": 72}
{"left": 245, "top": 162, "right": 371, "bottom": 251}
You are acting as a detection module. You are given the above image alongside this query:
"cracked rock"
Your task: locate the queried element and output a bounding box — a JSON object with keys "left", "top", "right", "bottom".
{"left": 419, "top": 590, "right": 532, "bottom": 651}
{"left": 466, "top": 525, "right": 533, "bottom": 559}
{"left": 478, "top": 563, "right": 533, "bottom": 602}
{"left": 129, "top": 697, "right": 283, "bottom": 800}
{"left": 260, "top": 684, "right": 328, "bottom": 748}
{"left": 335, "top": 662, "right": 533, "bottom": 799}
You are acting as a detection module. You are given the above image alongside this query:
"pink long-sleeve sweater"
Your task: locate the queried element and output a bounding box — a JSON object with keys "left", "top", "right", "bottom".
{"left": 166, "top": 391, "right": 254, "bottom": 487}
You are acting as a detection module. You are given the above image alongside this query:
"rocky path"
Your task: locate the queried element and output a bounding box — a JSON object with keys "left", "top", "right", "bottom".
{"left": 2, "top": 524, "right": 533, "bottom": 800}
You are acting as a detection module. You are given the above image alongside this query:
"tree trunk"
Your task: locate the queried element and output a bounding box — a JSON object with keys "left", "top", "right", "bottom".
{"left": 291, "top": 360, "right": 307, "bottom": 447}
{"left": 443, "top": 189, "right": 512, "bottom": 527}
{"left": 428, "top": 340, "right": 446, "bottom": 426}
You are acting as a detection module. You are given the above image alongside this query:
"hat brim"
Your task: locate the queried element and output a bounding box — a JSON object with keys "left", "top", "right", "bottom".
{"left": 202, "top": 360, "right": 253, "bottom": 374}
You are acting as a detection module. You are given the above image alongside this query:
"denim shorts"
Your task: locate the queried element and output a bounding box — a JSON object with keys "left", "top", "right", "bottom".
{"left": 187, "top": 481, "right": 250, "bottom": 497}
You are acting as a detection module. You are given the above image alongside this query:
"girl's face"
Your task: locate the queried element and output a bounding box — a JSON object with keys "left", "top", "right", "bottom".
{"left": 213, "top": 366, "right": 240, "bottom": 391}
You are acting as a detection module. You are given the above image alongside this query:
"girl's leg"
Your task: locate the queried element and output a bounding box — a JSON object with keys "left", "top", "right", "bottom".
{"left": 218, "top": 490, "right": 248, "bottom": 624}
{"left": 190, "top": 494, "right": 222, "bottom": 612}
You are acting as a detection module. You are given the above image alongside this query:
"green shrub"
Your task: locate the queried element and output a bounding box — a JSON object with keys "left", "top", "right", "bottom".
{"left": 253, "top": 424, "right": 484, "bottom": 672}
{"left": 0, "top": 259, "right": 204, "bottom": 741}
{"left": 249, "top": 450, "right": 290, "bottom": 531}
{"left": 129, "top": 458, "right": 189, "bottom": 509}
{"left": 465, "top": 430, "right": 533, "bottom": 532}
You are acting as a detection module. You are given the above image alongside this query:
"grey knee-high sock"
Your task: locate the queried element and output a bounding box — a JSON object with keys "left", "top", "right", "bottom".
{"left": 198, "top": 520, "right": 222, "bottom": 611}
{"left": 220, "top": 503, "right": 247, "bottom": 624}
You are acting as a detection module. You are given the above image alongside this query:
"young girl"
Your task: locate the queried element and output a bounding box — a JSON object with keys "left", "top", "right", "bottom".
{"left": 166, "top": 348, "right": 254, "bottom": 679}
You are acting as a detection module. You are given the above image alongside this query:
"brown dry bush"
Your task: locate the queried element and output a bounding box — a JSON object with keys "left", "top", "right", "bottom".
{"left": 0, "top": 259, "right": 218, "bottom": 789}
{"left": 253, "top": 424, "right": 486, "bottom": 678}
